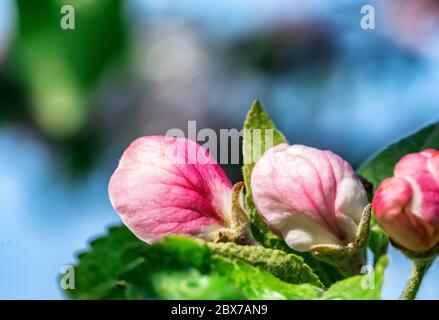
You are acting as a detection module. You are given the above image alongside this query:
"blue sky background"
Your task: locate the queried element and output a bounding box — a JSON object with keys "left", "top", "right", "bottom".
{"left": 0, "top": 0, "right": 439, "bottom": 299}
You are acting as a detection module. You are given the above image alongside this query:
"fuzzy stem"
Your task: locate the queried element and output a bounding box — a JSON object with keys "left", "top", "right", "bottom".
{"left": 310, "top": 204, "right": 371, "bottom": 277}
{"left": 214, "top": 182, "right": 257, "bottom": 245}
{"left": 400, "top": 258, "right": 434, "bottom": 300}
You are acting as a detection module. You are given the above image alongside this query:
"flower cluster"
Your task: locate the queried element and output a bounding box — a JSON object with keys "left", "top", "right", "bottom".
{"left": 109, "top": 136, "right": 370, "bottom": 252}
{"left": 109, "top": 134, "right": 439, "bottom": 258}
{"left": 106, "top": 102, "right": 439, "bottom": 300}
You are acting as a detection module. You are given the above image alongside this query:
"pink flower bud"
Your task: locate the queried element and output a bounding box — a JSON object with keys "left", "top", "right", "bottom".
{"left": 373, "top": 149, "right": 439, "bottom": 252}
{"left": 108, "top": 136, "right": 233, "bottom": 243}
{"left": 251, "top": 144, "right": 368, "bottom": 252}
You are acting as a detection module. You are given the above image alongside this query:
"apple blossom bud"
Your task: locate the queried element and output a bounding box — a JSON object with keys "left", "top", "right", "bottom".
{"left": 251, "top": 144, "right": 368, "bottom": 252}
{"left": 373, "top": 149, "right": 439, "bottom": 253}
{"left": 108, "top": 136, "right": 233, "bottom": 243}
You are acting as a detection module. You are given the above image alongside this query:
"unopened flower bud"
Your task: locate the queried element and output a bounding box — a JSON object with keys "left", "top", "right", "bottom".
{"left": 373, "top": 149, "right": 439, "bottom": 253}
{"left": 251, "top": 144, "right": 369, "bottom": 252}
{"left": 108, "top": 136, "right": 234, "bottom": 243}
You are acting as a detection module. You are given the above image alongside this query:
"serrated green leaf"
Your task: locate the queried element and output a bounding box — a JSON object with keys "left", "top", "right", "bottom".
{"left": 64, "top": 225, "right": 145, "bottom": 299}
{"left": 207, "top": 242, "right": 323, "bottom": 287}
{"left": 242, "top": 100, "right": 287, "bottom": 246}
{"left": 241, "top": 100, "right": 343, "bottom": 286}
{"left": 358, "top": 122, "right": 439, "bottom": 263}
{"left": 321, "top": 256, "right": 388, "bottom": 300}
{"left": 213, "top": 257, "right": 323, "bottom": 300}
{"left": 66, "top": 227, "right": 390, "bottom": 300}
{"left": 67, "top": 230, "right": 323, "bottom": 300}
{"left": 67, "top": 232, "right": 243, "bottom": 299}
{"left": 242, "top": 100, "right": 288, "bottom": 165}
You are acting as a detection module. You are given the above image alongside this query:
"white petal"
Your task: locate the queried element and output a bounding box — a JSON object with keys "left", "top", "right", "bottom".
{"left": 269, "top": 212, "right": 343, "bottom": 252}
{"left": 336, "top": 175, "right": 368, "bottom": 224}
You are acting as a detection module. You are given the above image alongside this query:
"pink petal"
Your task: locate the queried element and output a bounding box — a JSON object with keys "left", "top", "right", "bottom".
{"left": 108, "top": 136, "right": 233, "bottom": 243}
{"left": 373, "top": 177, "right": 439, "bottom": 252}
{"left": 251, "top": 144, "right": 368, "bottom": 252}
{"left": 394, "top": 150, "right": 439, "bottom": 224}
{"left": 373, "top": 149, "right": 439, "bottom": 252}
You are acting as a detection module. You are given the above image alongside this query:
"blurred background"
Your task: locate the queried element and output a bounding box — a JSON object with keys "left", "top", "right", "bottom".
{"left": 1, "top": 0, "right": 439, "bottom": 299}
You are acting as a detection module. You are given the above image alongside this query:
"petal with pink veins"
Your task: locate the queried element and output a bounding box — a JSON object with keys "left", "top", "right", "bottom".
{"left": 108, "top": 136, "right": 233, "bottom": 243}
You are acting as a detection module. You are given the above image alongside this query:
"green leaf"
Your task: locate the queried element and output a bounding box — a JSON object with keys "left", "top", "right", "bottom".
{"left": 148, "top": 270, "right": 243, "bottom": 300}
{"left": 67, "top": 229, "right": 323, "bottom": 300}
{"left": 241, "top": 100, "right": 343, "bottom": 286}
{"left": 321, "top": 256, "right": 388, "bottom": 300}
{"left": 207, "top": 242, "right": 323, "bottom": 287}
{"left": 242, "top": 100, "right": 287, "bottom": 247}
{"left": 242, "top": 100, "right": 288, "bottom": 165}
{"left": 15, "top": 0, "right": 127, "bottom": 138}
{"left": 358, "top": 122, "right": 439, "bottom": 263}
{"left": 368, "top": 216, "right": 389, "bottom": 265}
{"left": 64, "top": 225, "right": 145, "bottom": 299}
{"left": 67, "top": 231, "right": 244, "bottom": 299}
{"left": 358, "top": 122, "right": 439, "bottom": 193}
{"left": 213, "top": 257, "right": 323, "bottom": 300}
{"left": 66, "top": 227, "right": 389, "bottom": 300}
